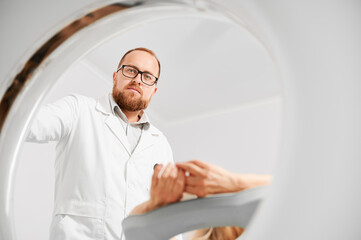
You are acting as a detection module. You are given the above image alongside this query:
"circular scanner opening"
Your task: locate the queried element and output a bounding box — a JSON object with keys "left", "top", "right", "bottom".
{"left": 1, "top": 2, "right": 282, "bottom": 239}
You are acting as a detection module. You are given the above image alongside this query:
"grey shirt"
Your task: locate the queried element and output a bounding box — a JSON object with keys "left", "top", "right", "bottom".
{"left": 109, "top": 94, "right": 150, "bottom": 154}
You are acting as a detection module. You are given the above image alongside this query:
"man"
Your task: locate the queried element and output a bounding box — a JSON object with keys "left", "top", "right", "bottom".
{"left": 27, "top": 48, "right": 174, "bottom": 239}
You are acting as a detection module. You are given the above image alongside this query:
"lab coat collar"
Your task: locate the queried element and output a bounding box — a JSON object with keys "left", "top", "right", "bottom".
{"left": 97, "top": 95, "right": 132, "bottom": 155}
{"left": 95, "top": 94, "right": 160, "bottom": 156}
{"left": 132, "top": 126, "right": 160, "bottom": 155}
{"left": 95, "top": 94, "right": 112, "bottom": 115}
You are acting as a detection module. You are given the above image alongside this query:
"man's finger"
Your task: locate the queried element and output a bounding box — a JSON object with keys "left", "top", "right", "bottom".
{"left": 161, "top": 163, "right": 173, "bottom": 178}
{"left": 178, "top": 169, "right": 186, "bottom": 183}
{"left": 169, "top": 165, "right": 178, "bottom": 179}
{"left": 152, "top": 164, "right": 163, "bottom": 189}
{"left": 174, "top": 169, "right": 185, "bottom": 191}
{"left": 157, "top": 163, "right": 169, "bottom": 179}
{"left": 159, "top": 163, "right": 176, "bottom": 192}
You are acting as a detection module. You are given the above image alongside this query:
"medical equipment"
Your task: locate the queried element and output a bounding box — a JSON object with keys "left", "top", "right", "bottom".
{"left": 123, "top": 186, "right": 268, "bottom": 240}
{"left": 1, "top": 1, "right": 360, "bottom": 239}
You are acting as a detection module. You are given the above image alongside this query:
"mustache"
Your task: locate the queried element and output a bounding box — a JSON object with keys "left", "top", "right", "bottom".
{"left": 127, "top": 82, "right": 143, "bottom": 95}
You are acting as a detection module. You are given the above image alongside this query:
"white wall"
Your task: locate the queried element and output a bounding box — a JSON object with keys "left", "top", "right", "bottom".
{"left": 158, "top": 97, "right": 282, "bottom": 174}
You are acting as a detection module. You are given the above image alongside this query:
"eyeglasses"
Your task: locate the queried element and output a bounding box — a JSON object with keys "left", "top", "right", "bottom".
{"left": 116, "top": 65, "right": 158, "bottom": 86}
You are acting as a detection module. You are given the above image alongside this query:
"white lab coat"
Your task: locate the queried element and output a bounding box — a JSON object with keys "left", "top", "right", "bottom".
{"left": 27, "top": 93, "right": 174, "bottom": 239}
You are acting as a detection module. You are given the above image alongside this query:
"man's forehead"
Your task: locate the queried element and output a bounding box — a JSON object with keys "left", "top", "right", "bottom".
{"left": 120, "top": 50, "right": 160, "bottom": 75}
{"left": 123, "top": 51, "right": 157, "bottom": 65}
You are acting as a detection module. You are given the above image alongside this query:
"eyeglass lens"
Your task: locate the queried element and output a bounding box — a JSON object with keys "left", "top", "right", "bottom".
{"left": 122, "top": 66, "right": 156, "bottom": 85}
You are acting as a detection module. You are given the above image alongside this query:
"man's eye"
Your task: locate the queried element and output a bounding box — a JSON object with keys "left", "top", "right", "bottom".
{"left": 144, "top": 74, "right": 152, "bottom": 80}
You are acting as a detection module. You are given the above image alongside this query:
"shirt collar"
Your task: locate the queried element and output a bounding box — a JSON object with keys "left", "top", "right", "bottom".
{"left": 108, "top": 94, "right": 150, "bottom": 126}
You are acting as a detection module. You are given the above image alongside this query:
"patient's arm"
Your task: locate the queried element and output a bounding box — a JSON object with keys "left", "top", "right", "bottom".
{"left": 176, "top": 160, "right": 272, "bottom": 197}
{"left": 130, "top": 163, "right": 185, "bottom": 215}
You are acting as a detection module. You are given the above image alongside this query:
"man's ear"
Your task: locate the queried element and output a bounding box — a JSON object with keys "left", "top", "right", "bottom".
{"left": 113, "top": 72, "right": 117, "bottom": 85}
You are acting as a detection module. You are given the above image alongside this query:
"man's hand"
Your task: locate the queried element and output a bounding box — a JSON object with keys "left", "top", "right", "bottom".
{"left": 130, "top": 163, "right": 185, "bottom": 215}
{"left": 149, "top": 163, "right": 185, "bottom": 209}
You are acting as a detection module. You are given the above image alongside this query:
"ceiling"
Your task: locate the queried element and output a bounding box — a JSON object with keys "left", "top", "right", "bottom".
{"left": 81, "top": 14, "right": 281, "bottom": 126}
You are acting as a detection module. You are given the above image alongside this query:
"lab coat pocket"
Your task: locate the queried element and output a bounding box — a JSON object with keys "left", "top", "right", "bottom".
{"left": 50, "top": 214, "right": 105, "bottom": 240}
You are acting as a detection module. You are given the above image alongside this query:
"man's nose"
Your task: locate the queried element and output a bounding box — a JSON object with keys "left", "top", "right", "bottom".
{"left": 132, "top": 73, "right": 142, "bottom": 84}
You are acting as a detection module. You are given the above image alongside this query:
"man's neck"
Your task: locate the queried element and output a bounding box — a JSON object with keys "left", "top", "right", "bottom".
{"left": 121, "top": 109, "right": 141, "bottom": 123}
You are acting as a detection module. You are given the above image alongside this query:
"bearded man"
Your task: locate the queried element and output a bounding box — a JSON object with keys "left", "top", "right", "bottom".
{"left": 26, "top": 48, "right": 174, "bottom": 240}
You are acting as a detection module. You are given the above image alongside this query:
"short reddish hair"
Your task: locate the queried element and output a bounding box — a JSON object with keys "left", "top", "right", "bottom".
{"left": 117, "top": 47, "right": 161, "bottom": 77}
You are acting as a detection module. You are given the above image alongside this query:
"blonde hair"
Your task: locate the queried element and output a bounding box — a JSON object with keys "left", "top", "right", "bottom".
{"left": 190, "top": 226, "right": 244, "bottom": 240}
{"left": 117, "top": 47, "right": 161, "bottom": 77}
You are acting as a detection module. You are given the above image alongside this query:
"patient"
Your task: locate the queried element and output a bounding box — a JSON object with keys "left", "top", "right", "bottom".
{"left": 130, "top": 160, "right": 271, "bottom": 240}
{"left": 189, "top": 226, "right": 244, "bottom": 240}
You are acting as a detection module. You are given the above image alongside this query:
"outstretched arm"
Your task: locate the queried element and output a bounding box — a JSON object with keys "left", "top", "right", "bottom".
{"left": 176, "top": 160, "right": 272, "bottom": 197}
{"left": 26, "top": 94, "right": 79, "bottom": 143}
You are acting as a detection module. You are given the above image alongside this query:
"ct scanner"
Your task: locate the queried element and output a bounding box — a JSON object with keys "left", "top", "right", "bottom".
{"left": 1, "top": 0, "right": 360, "bottom": 239}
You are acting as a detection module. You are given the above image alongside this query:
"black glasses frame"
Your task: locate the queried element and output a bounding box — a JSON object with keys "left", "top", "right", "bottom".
{"left": 116, "top": 65, "right": 158, "bottom": 86}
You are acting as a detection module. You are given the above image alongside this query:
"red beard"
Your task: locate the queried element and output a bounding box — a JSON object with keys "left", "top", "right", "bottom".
{"left": 112, "top": 82, "right": 149, "bottom": 111}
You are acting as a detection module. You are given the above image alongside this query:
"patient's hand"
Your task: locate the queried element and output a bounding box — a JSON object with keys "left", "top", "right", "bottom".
{"left": 176, "top": 160, "right": 242, "bottom": 197}
{"left": 176, "top": 160, "right": 272, "bottom": 198}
